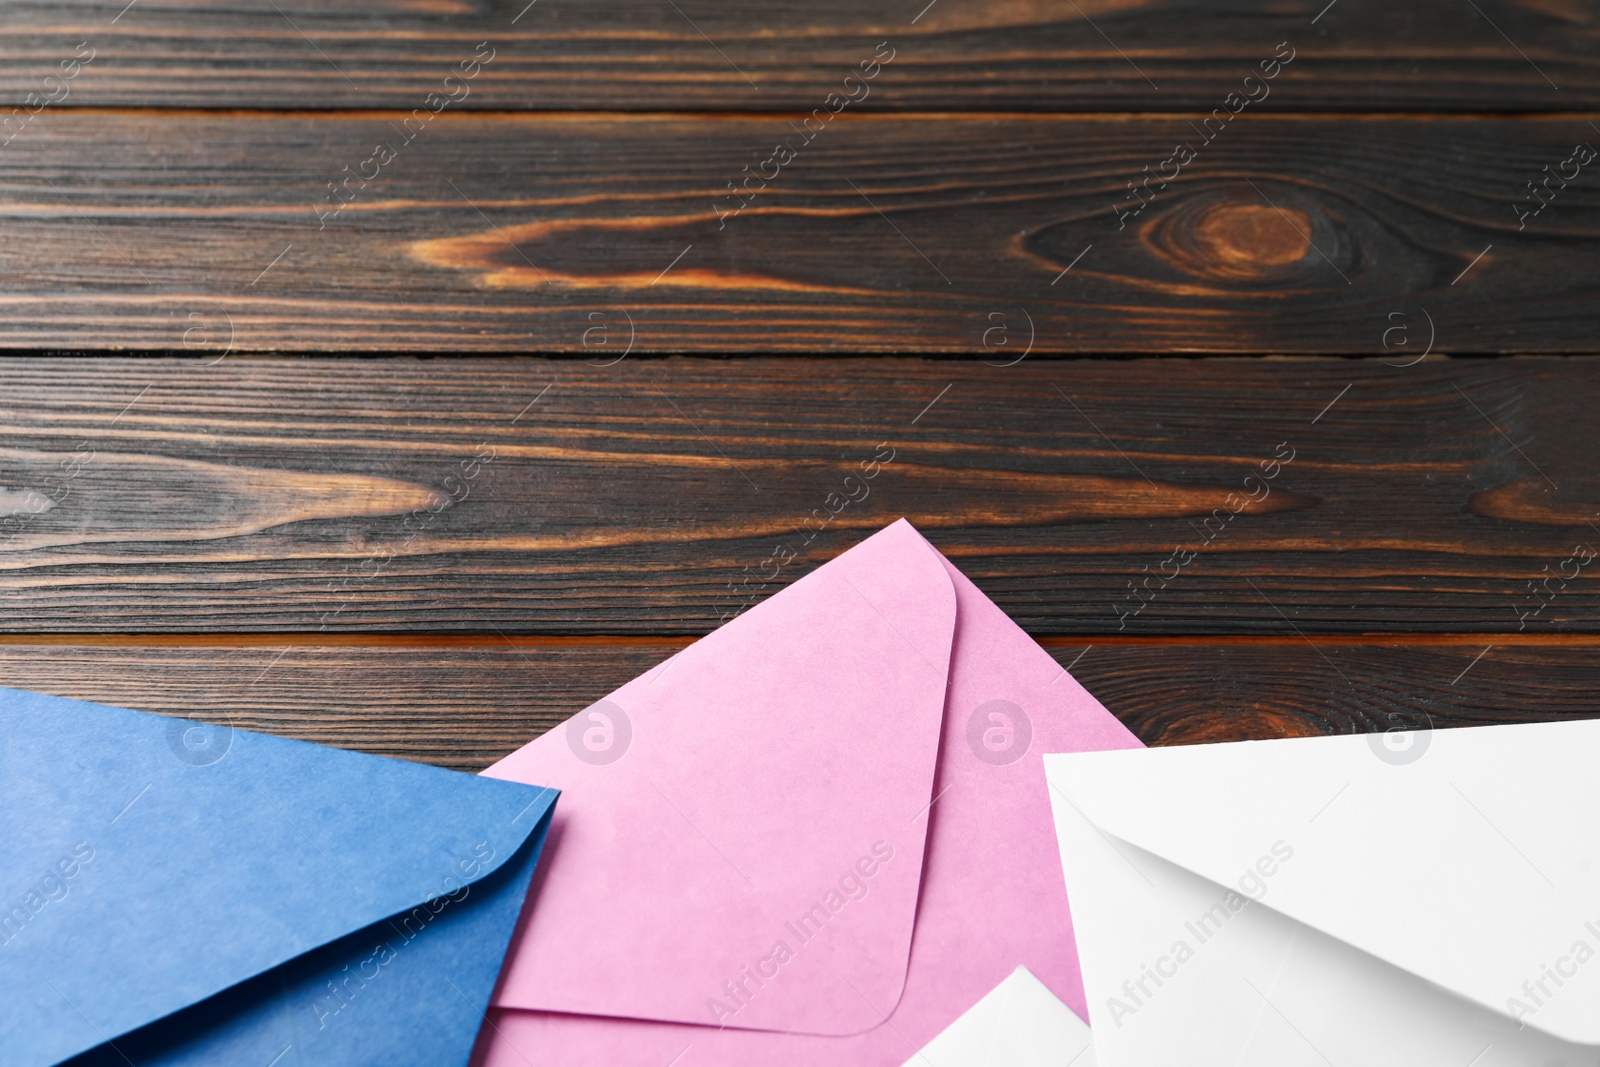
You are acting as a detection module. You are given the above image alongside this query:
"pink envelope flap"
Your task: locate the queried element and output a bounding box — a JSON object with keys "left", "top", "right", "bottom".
{"left": 471, "top": 524, "right": 1144, "bottom": 1067}
{"left": 483, "top": 520, "right": 957, "bottom": 1035}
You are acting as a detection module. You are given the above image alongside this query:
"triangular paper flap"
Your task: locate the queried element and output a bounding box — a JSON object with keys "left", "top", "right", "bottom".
{"left": 1048, "top": 790, "right": 1595, "bottom": 1065}
{"left": 65, "top": 810, "right": 557, "bottom": 1067}
{"left": 1045, "top": 719, "right": 1600, "bottom": 1047}
{"left": 0, "top": 688, "right": 558, "bottom": 1067}
{"left": 485, "top": 519, "right": 956, "bottom": 1035}
{"left": 473, "top": 529, "right": 1140, "bottom": 1066}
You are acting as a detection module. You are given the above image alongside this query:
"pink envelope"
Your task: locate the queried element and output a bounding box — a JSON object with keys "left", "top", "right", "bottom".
{"left": 476, "top": 519, "right": 1139, "bottom": 1065}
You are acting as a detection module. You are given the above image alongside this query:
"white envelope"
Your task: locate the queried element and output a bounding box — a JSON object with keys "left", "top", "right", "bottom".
{"left": 1046, "top": 719, "right": 1600, "bottom": 1066}
{"left": 902, "top": 966, "right": 1096, "bottom": 1067}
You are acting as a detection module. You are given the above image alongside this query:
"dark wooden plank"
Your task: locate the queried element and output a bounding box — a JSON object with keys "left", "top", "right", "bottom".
{"left": 3, "top": 111, "right": 1596, "bottom": 353}
{"left": 1063, "top": 639, "right": 1600, "bottom": 747}
{"left": 1, "top": 356, "right": 1599, "bottom": 635}
{"left": 0, "top": 642, "right": 670, "bottom": 771}
{"left": 2, "top": 639, "right": 1592, "bottom": 770}
{"left": 0, "top": 0, "right": 1592, "bottom": 111}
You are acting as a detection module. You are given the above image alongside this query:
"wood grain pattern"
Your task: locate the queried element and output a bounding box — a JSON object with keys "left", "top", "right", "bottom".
{"left": 1070, "top": 640, "right": 1600, "bottom": 747}
{"left": 1, "top": 356, "right": 1598, "bottom": 635}
{"left": 0, "top": 643, "right": 669, "bottom": 770}
{"left": 0, "top": 445, "right": 437, "bottom": 550}
{"left": 2, "top": 639, "right": 1590, "bottom": 770}
{"left": 0, "top": 0, "right": 1591, "bottom": 111}
{"left": 3, "top": 111, "right": 1594, "bottom": 353}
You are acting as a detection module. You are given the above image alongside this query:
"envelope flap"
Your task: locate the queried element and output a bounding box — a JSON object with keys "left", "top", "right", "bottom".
{"left": 0, "top": 687, "right": 557, "bottom": 1067}
{"left": 486, "top": 519, "right": 957, "bottom": 1035}
{"left": 1046, "top": 720, "right": 1600, "bottom": 1046}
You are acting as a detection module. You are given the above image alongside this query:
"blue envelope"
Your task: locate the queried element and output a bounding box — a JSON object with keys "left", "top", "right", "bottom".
{"left": 0, "top": 687, "right": 558, "bottom": 1067}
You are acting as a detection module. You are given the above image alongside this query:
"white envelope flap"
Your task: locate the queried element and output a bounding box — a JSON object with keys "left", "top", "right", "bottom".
{"left": 487, "top": 519, "right": 957, "bottom": 1036}
{"left": 1046, "top": 719, "right": 1600, "bottom": 1047}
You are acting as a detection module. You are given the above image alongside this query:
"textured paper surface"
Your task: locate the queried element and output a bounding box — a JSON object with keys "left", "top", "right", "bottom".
{"left": 477, "top": 519, "right": 1138, "bottom": 1065}
{"left": 1048, "top": 721, "right": 1600, "bottom": 1063}
{"left": 0, "top": 688, "right": 557, "bottom": 1067}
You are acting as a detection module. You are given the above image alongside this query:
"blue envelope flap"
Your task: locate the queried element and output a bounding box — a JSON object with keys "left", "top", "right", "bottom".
{"left": 0, "top": 687, "right": 558, "bottom": 1067}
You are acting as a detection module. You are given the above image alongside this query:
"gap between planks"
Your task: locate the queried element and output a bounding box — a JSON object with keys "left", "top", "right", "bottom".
{"left": 27, "top": 109, "right": 1600, "bottom": 122}
{"left": 0, "top": 632, "right": 1581, "bottom": 648}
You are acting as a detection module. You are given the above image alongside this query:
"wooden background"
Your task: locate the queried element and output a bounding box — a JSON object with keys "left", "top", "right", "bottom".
{"left": 1, "top": 0, "right": 1596, "bottom": 768}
